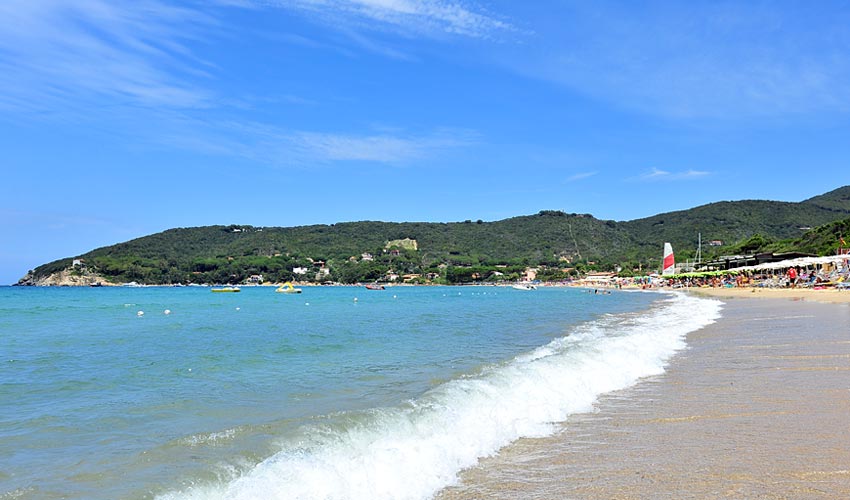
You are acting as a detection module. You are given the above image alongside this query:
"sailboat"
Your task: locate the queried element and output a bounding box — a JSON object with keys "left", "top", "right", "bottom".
{"left": 662, "top": 242, "right": 675, "bottom": 276}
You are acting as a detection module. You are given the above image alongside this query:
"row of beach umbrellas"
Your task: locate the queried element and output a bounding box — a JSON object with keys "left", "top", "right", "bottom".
{"left": 664, "top": 254, "right": 849, "bottom": 279}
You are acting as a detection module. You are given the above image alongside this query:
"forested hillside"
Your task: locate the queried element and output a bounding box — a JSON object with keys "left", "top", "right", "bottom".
{"left": 622, "top": 186, "right": 850, "bottom": 263}
{"left": 19, "top": 186, "right": 850, "bottom": 285}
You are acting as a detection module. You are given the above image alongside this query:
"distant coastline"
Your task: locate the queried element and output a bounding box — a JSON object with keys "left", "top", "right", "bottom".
{"left": 15, "top": 185, "right": 850, "bottom": 287}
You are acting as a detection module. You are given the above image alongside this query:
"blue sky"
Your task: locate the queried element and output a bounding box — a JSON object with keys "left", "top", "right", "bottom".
{"left": 2, "top": 1, "right": 850, "bottom": 284}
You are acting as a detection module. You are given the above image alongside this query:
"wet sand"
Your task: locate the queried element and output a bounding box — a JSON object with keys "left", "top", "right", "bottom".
{"left": 437, "top": 297, "right": 850, "bottom": 499}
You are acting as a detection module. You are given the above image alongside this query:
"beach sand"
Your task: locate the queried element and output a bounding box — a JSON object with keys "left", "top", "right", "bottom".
{"left": 687, "top": 286, "right": 850, "bottom": 304}
{"left": 437, "top": 295, "right": 850, "bottom": 499}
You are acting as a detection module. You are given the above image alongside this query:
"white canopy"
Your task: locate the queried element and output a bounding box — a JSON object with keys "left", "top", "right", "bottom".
{"left": 735, "top": 254, "right": 849, "bottom": 272}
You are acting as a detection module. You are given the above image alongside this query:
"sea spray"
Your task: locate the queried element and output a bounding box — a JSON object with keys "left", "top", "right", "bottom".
{"left": 159, "top": 293, "right": 722, "bottom": 500}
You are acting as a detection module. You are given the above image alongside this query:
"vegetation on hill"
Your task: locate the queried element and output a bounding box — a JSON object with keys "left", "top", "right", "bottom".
{"left": 801, "top": 186, "right": 850, "bottom": 212}
{"left": 719, "top": 217, "right": 850, "bottom": 257}
{"left": 19, "top": 186, "right": 850, "bottom": 285}
{"left": 622, "top": 188, "right": 850, "bottom": 264}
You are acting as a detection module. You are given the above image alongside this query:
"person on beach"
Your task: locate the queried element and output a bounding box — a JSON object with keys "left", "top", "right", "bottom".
{"left": 787, "top": 267, "right": 798, "bottom": 288}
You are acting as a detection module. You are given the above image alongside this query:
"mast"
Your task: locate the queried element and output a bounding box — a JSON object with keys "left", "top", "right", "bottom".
{"left": 696, "top": 233, "right": 702, "bottom": 266}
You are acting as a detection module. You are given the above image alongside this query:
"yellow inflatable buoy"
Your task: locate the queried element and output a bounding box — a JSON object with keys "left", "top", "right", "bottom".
{"left": 276, "top": 282, "right": 302, "bottom": 294}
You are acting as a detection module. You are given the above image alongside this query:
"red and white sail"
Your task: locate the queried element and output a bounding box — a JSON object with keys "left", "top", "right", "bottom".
{"left": 662, "top": 242, "right": 675, "bottom": 275}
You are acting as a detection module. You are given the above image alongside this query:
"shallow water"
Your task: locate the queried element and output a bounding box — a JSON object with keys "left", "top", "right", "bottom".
{"left": 0, "top": 286, "right": 718, "bottom": 499}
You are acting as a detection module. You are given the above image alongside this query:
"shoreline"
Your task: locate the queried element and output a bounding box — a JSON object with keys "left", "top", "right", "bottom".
{"left": 437, "top": 294, "right": 850, "bottom": 498}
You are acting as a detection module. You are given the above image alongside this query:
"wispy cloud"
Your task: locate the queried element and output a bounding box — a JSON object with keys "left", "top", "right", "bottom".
{"left": 0, "top": 0, "right": 215, "bottom": 114}
{"left": 565, "top": 171, "right": 597, "bottom": 182}
{"left": 638, "top": 168, "right": 711, "bottom": 182}
{"left": 267, "top": 0, "right": 513, "bottom": 39}
{"left": 0, "top": 0, "right": 513, "bottom": 116}
{"left": 504, "top": 3, "right": 850, "bottom": 119}
{"left": 0, "top": 1, "right": 486, "bottom": 169}
{"left": 157, "top": 116, "right": 479, "bottom": 166}
{"left": 292, "top": 132, "right": 424, "bottom": 162}
{"left": 338, "top": 27, "right": 417, "bottom": 60}
{"left": 253, "top": 0, "right": 517, "bottom": 62}
{"left": 277, "top": 127, "right": 480, "bottom": 165}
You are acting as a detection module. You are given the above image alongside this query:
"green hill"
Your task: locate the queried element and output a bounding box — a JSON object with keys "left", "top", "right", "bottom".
{"left": 801, "top": 186, "right": 850, "bottom": 212}
{"left": 622, "top": 187, "right": 850, "bottom": 262}
{"left": 766, "top": 216, "right": 850, "bottom": 256}
{"left": 19, "top": 186, "right": 850, "bottom": 285}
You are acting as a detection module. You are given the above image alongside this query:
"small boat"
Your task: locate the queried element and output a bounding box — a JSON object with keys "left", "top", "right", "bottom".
{"left": 276, "top": 282, "right": 302, "bottom": 294}
{"left": 211, "top": 286, "right": 240, "bottom": 293}
{"left": 365, "top": 283, "right": 385, "bottom": 290}
{"left": 511, "top": 284, "right": 536, "bottom": 290}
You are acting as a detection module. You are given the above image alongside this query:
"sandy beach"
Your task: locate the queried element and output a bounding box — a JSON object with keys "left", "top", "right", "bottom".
{"left": 687, "top": 286, "right": 850, "bottom": 304}
{"left": 437, "top": 293, "right": 850, "bottom": 499}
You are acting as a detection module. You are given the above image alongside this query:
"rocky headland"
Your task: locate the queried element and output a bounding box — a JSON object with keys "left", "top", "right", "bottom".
{"left": 16, "top": 268, "right": 113, "bottom": 287}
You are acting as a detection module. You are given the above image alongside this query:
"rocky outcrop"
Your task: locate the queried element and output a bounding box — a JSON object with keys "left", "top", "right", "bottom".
{"left": 16, "top": 268, "right": 113, "bottom": 287}
{"left": 386, "top": 238, "right": 418, "bottom": 251}
{"left": 15, "top": 271, "right": 37, "bottom": 286}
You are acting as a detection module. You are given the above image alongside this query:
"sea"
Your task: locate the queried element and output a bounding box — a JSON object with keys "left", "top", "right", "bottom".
{"left": 0, "top": 285, "right": 721, "bottom": 500}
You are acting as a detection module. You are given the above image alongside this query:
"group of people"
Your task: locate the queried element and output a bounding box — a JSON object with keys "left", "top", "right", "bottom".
{"left": 785, "top": 266, "right": 828, "bottom": 288}
{"left": 659, "top": 266, "right": 845, "bottom": 290}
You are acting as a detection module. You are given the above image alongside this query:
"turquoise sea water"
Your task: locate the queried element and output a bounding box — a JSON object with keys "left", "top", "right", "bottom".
{"left": 0, "top": 286, "right": 721, "bottom": 499}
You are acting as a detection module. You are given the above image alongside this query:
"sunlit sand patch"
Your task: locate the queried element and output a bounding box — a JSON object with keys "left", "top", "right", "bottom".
{"left": 795, "top": 469, "right": 850, "bottom": 479}
{"left": 775, "top": 366, "right": 850, "bottom": 371}
{"left": 741, "top": 315, "right": 817, "bottom": 321}
{"left": 756, "top": 353, "right": 850, "bottom": 360}
{"left": 739, "top": 339, "right": 850, "bottom": 349}
{"left": 737, "top": 343, "right": 795, "bottom": 349}
{"left": 644, "top": 411, "right": 793, "bottom": 424}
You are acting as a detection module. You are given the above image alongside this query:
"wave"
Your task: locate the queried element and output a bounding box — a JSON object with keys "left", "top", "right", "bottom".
{"left": 158, "top": 292, "right": 722, "bottom": 500}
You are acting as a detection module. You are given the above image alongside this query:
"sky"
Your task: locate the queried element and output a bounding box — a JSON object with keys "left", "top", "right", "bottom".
{"left": 2, "top": 0, "right": 850, "bottom": 284}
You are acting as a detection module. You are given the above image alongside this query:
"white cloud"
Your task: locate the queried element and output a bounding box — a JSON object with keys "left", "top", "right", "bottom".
{"left": 638, "top": 168, "right": 711, "bottom": 181}
{"left": 338, "top": 27, "right": 417, "bottom": 60}
{"left": 293, "top": 132, "right": 423, "bottom": 162}
{"left": 565, "top": 171, "right": 597, "bottom": 182}
{"left": 284, "top": 127, "right": 479, "bottom": 164}
{"left": 644, "top": 168, "right": 670, "bottom": 179}
{"left": 156, "top": 116, "right": 479, "bottom": 166}
{"left": 266, "top": 0, "right": 512, "bottom": 39}
{"left": 0, "top": 1, "right": 486, "bottom": 167}
{"left": 0, "top": 0, "right": 215, "bottom": 113}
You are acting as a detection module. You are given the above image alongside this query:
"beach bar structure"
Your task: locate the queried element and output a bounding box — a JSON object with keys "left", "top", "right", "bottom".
{"left": 580, "top": 272, "right": 618, "bottom": 285}
{"left": 702, "top": 252, "right": 815, "bottom": 271}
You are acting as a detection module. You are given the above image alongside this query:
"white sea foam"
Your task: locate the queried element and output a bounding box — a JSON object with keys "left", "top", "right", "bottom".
{"left": 180, "top": 428, "right": 239, "bottom": 447}
{"left": 159, "top": 293, "right": 721, "bottom": 500}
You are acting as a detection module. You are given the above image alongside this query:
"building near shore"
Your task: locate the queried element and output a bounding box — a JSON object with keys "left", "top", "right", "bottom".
{"left": 581, "top": 272, "right": 618, "bottom": 286}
